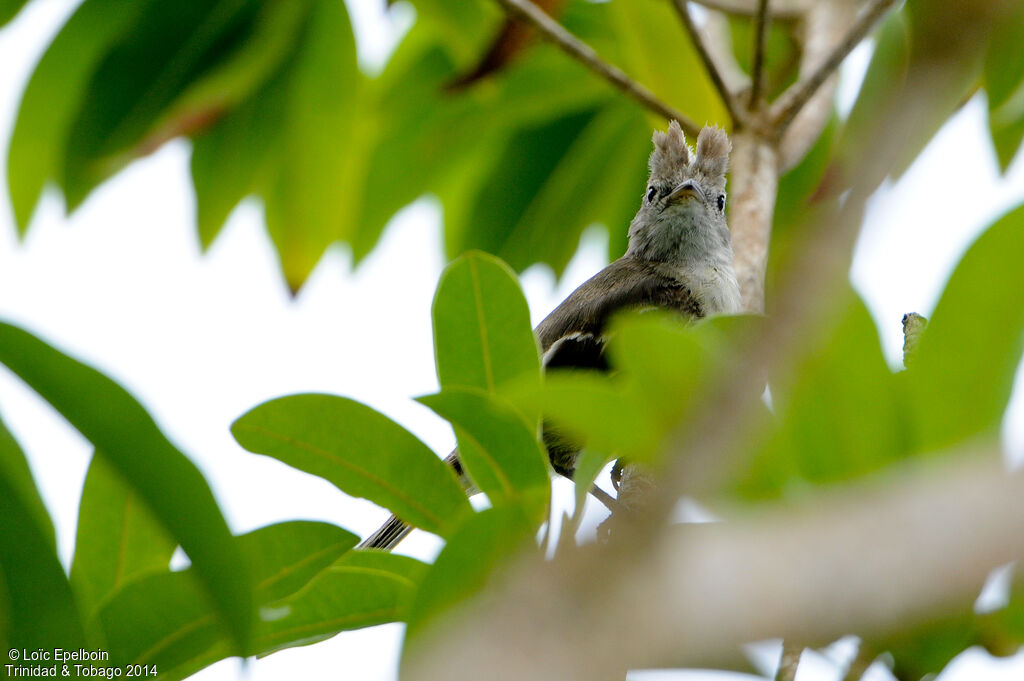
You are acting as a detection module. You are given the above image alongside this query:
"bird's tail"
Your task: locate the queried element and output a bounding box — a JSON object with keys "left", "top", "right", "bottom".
{"left": 359, "top": 513, "right": 413, "bottom": 550}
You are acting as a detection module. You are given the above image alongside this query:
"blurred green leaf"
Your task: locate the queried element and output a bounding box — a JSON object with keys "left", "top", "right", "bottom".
{"left": 257, "top": 550, "right": 428, "bottom": 656}
{"left": 570, "top": 447, "right": 611, "bottom": 528}
{"left": 62, "top": 0, "right": 311, "bottom": 208}
{"left": 402, "top": 506, "right": 536, "bottom": 671}
{"left": 232, "top": 393, "right": 471, "bottom": 538}
{"left": 575, "top": 0, "right": 725, "bottom": 128}
{"left": 894, "top": 1, "right": 985, "bottom": 176}
{"left": 0, "top": 0, "right": 29, "bottom": 28}
{"left": 433, "top": 251, "right": 540, "bottom": 396}
{"left": 71, "top": 454, "right": 176, "bottom": 619}
{"left": 0, "top": 412, "right": 85, "bottom": 651}
{"left": 906, "top": 203, "right": 1024, "bottom": 452}
{"left": 352, "top": 29, "right": 608, "bottom": 264}
{"left": 0, "top": 320, "right": 252, "bottom": 654}
{"left": 418, "top": 388, "right": 549, "bottom": 520}
{"left": 465, "top": 102, "right": 648, "bottom": 274}
{"left": 988, "top": 116, "right": 1024, "bottom": 173}
{"left": 0, "top": 409, "right": 54, "bottom": 550}
{"left": 984, "top": 3, "right": 1024, "bottom": 171}
{"left": 449, "top": 108, "right": 598, "bottom": 261}
{"left": 510, "top": 371, "right": 661, "bottom": 463}
{"left": 978, "top": 582, "right": 1024, "bottom": 657}
{"left": 729, "top": 14, "right": 801, "bottom": 101}
{"left": 95, "top": 521, "right": 360, "bottom": 679}
{"left": 841, "top": 2, "right": 1003, "bottom": 184}
{"left": 260, "top": 0, "right": 364, "bottom": 290}
{"left": 877, "top": 610, "right": 977, "bottom": 681}
{"left": 768, "top": 114, "right": 840, "bottom": 291}
{"left": 737, "top": 290, "right": 906, "bottom": 499}
{"left": 189, "top": 71, "right": 283, "bottom": 250}
{"left": 839, "top": 8, "right": 910, "bottom": 182}
{"left": 609, "top": 312, "right": 760, "bottom": 429}
{"left": 518, "top": 312, "right": 760, "bottom": 468}
{"left": 406, "top": 0, "right": 502, "bottom": 67}
{"left": 7, "top": 0, "right": 152, "bottom": 231}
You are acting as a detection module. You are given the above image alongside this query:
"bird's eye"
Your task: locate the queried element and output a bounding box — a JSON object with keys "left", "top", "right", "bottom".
{"left": 717, "top": 194, "right": 726, "bottom": 212}
{"left": 646, "top": 186, "right": 657, "bottom": 203}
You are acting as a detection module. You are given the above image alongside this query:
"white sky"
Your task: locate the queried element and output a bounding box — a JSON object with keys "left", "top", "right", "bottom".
{"left": 1, "top": 2, "right": 1024, "bottom": 680}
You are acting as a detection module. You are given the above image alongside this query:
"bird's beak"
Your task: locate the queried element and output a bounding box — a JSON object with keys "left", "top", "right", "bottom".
{"left": 667, "top": 179, "right": 705, "bottom": 204}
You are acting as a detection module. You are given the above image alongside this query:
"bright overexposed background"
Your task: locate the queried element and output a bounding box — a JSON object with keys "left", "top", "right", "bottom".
{"left": 1, "top": 2, "right": 1023, "bottom": 680}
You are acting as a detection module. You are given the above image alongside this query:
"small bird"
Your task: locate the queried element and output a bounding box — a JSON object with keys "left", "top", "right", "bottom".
{"left": 362, "top": 121, "right": 740, "bottom": 550}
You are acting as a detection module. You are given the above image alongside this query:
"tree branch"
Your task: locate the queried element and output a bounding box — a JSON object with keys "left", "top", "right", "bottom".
{"left": 748, "top": 0, "right": 771, "bottom": 108}
{"left": 495, "top": 0, "right": 701, "bottom": 136}
{"left": 670, "top": 0, "right": 745, "bottom": 125}
{"left": 771, "top": 0, "right": 897, "bottom": 134}
{"left": 702, "top": 11, "right": 752, "bottom": 96}
{"left": 727, "top": 130, "right": 779, "bottom": 312}
{"left": 406, "top": 454, "right": 1024, "bottom": 681}
{"left": 776, "top": 1, "right": 853, "bottom": 170}
{"left": 775, "top": 641, "right": 803, "bottom": 681}
{"left": 690, "top": 0, "right": 805, "bottom": 19}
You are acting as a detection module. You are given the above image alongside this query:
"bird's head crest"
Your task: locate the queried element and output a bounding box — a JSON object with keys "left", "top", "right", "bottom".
{"left": 648, "top": 121, "right": 731, "bottom": 194}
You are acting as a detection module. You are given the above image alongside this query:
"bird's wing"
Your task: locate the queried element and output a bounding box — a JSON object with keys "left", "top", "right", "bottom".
{"left": 534, "top": 256, "right": 703, "bottom": 353}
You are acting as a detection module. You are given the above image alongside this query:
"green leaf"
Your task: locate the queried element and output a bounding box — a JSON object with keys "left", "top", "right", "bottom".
{"left": 402, "top": 506, "right": 536, "bottom": 671}
{"left": 737, "top": 291, "right": 906, "bottom": 499}
{"left": 7, "top": 0, "right": 152, "bottom": 231}
{"left": 480, "top": 102, "right": 648, "bottom": 274}
{"left": 510, "top": 371, "right": 662, "bottom": 463}
{"left": 984, "top": 2, "right": 1024, "bottom": 172}
{"left": 768, "top": 114, "right": 840, "bottom": 295}
{"left": 418, "top": 388, "right": 549, "bottom": 520}
{"left": 449, "top": 109, "right": 599, "bottom": 263}
{"left": 260, "top": 0, "right": 364, "bottom": 290}
{"left": 988, "top": 114, "right": 1024, "bottom": 173}
{"left": 839, "top": 8, "right": 910, "bottom": 182}
{"left": 0, "top": 413, "right": 86, "bottom": 652}
{"left": 0, "top": 409, "right": 55, "bottom": 550}
{"left": 433, "top": 251, "right": 540, "bottom": 395}
{"left": 979, "top": 582, "right": 1024, "bottom": 656}
{"left": 406, "top": 0, "right": 501, "bottom": 68}
{"left": 256, "top": 550, "right": 428, "bottom": 656}
{"left": 876, "top": 610, "right": 977, "bottom": 681}
{"left": 842, "top": 2, "right": 994, "bottom": 183}
{"left": 906, "top": 203, "right": 1024, "bottom": 452}
{"left": 96, "top": 570, "right": 219, "bottom": 677}
{"left": 189, "top": 75, "right": 282, "bottom": 249}
{"left": 241, "top": 521, "right": 358, "bottom": 604}
{"left": 71, "top": 454, "right": 176, "bottom": 619}
{"left": 232, "top": 393, "right": 471, "bottom": 538}
{"left": 0, "top": 0, "right": 29, "bottom": 28}
{"left": 609, "top": 313, "right": 758, "bottom": 429}
{"left": 983, "top": 2, "right": 1024, "bottom": 112}
{"left": 571, "top": 448, "right": 612, "bottom": 528}
{"left": 94, "top": 521, "right": 361, "bottom": 679}
{"left": 188, "top": 0, "right": 366, "bottom": 270}
{"left": 61, "top": 0, "right": 306, "bottom": 208}
{"left": 0, "top": 320, "right": 252, "bottom": 654}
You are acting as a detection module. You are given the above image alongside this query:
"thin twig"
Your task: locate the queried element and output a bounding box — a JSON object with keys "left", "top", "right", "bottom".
{"left": 690, "top": 0, "right": 805, "bottom": 18}
{"left": 775, "top": 640, "right": 803, "bottom": 681}
{"left": 749, "top": 0, "right": 771, "bottom": 109}
{"left": 670, "top": 0, "right": 745, "bottom": 125}
{"left": 495, "top": 0, "right": 701, "bottom": 136}
{"left": 771, "top": 0, "right": 897, "bottom": 134}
